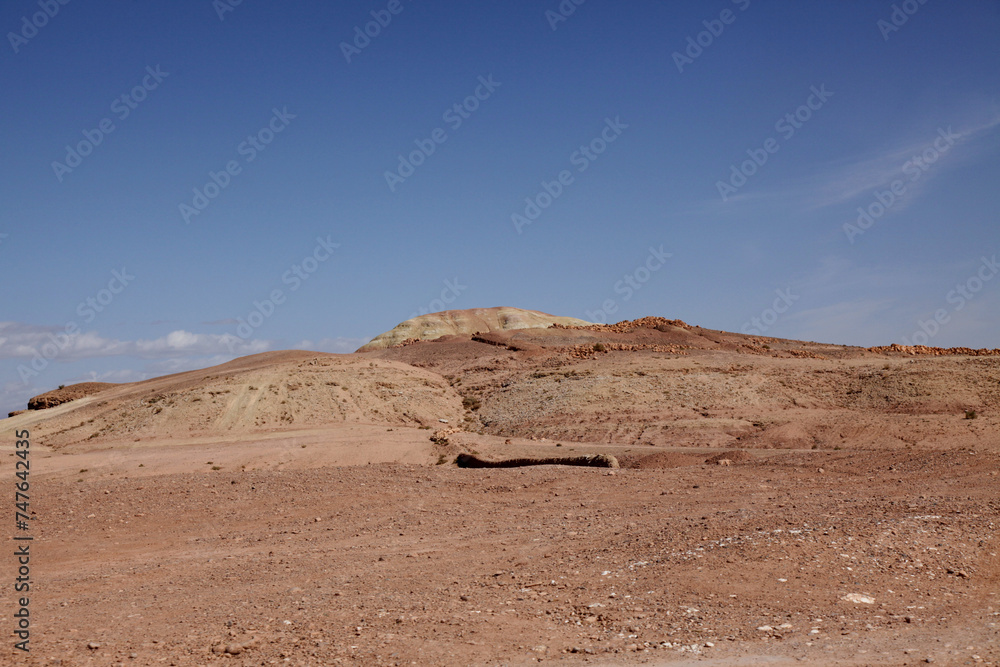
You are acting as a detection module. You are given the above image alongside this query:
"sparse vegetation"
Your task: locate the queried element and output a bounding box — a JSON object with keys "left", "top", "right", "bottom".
{"left": 593, "top": 343, "right": 606, "bottom": 353}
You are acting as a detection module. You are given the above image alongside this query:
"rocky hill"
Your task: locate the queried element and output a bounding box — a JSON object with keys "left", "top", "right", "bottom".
{"left": 356, "top": 306, "right": 591, "bottom": 351}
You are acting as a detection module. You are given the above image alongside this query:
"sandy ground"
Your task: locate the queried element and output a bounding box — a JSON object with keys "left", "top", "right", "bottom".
{"left": 2, "top": 320, "right": 998, "bottom": 665}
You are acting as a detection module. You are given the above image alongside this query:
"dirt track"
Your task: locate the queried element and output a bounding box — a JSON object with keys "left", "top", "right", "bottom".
{"left": 6, "top": 438, "right": 998, "bottom": 666}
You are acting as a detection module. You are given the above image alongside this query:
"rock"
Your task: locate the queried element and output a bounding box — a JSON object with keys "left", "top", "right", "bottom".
{"left": 28, "top": 382, "right": 116, "bottom": 411}
{"left": 87, "top": 642, "right": 101, "bottom": 650}
{"left": 841, "top": 593, "right": 875, "bottom": 604}
{"left": 757, "top": 625, "right": 774, "bottom": 632}
{"left": 224, "top": 643, "right": 244, "bottom": 655}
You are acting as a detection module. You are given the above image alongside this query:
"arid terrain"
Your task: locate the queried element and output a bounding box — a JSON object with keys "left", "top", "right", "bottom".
{"left": 3, "top": 309, "right": 999, "bottom": 666}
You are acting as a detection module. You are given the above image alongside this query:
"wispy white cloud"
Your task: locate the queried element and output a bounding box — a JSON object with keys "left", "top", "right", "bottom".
{"left": 799, "top": 115, "right": 1000, "bottom": 213}
{"left": 0, "top": 323, "right": 270, "bottom": 361}
{"left": 684, "top": 114, "right": 1000, "bottom": 217}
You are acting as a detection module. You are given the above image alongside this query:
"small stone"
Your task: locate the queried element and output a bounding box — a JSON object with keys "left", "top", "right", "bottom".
{"left": 757, "top": 625, "right": 774, "bottom": 632}
{"left": 224, "top": 643, "right": 244, "bottom": 655}
{"left": 87, "top": 642, "right": 101, "bottom": 650}
{"left": 841, "top": 593, "right": 875, "bottom": 604}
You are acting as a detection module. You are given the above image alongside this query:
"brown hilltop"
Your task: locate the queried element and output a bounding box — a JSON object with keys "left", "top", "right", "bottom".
{"left": 356, "top": 306, "right": 591, "bottom": 351}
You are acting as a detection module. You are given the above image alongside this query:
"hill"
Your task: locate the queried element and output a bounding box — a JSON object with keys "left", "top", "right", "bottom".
{"left": 356, "top": 306, "right": 591, "bottom": 351}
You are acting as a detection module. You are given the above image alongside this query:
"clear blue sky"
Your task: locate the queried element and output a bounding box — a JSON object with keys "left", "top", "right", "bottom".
{"left": 2, "top": 0, "right": 999, "bottom": 415}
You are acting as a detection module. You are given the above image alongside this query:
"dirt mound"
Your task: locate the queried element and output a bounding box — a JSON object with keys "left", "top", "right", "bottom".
{"left": 16, "top": 353, "right": 464, "bottom": 447}
{"left": 358, "top": 307, "right": 591, "bottom": 351}
{"left": 27, "top": 382, "right": 117, "bottom": 410}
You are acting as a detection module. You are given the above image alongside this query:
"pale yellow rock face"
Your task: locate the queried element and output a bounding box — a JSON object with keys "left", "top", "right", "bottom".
{"left": 356, "top": 307, "right": 592, "bottom": 352}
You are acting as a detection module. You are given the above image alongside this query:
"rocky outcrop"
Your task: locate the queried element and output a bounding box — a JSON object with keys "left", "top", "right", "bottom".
{"left": 357, "top": 307, "right": 591, "bottom": 352}
{"left": 867, "top": 343, "right": 1000, "bottom": 356}
{"left": 26, "top": 382, "right": 116, "bottom": 411}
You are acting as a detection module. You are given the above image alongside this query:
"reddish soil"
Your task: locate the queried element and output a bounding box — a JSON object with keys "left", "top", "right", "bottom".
{"left": 3, "top": 316, "right": 999, "bottom": 665}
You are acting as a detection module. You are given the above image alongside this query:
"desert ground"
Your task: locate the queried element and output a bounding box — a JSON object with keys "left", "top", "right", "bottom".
{"left": 2, "top": 311, "right": 998, "bottom": 666}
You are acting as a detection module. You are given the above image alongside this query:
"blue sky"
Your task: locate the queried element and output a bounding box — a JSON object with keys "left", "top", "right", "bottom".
{"left": 2, "top": 0, "right": 999, "bottom": 415}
